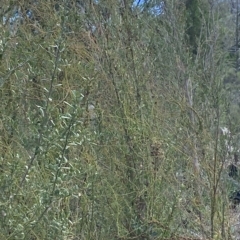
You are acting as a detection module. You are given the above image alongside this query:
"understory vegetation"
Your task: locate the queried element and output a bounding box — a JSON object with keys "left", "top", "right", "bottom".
{"left": 0, "top": 1, "right": 240, "bottom": 239}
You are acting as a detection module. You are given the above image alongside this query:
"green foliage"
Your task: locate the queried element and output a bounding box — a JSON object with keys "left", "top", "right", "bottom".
{"left": 0, "top": 0, "right": 237, "bottom": 239}
{"left": 185, "top": 0, "right": 209, "bottom": 55}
